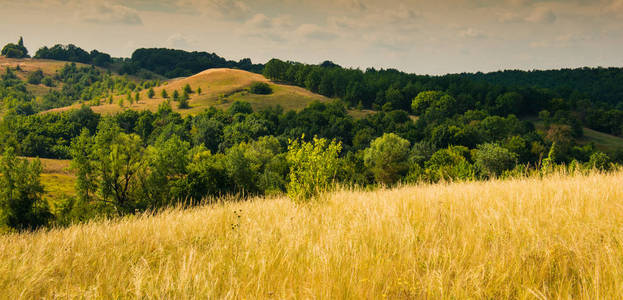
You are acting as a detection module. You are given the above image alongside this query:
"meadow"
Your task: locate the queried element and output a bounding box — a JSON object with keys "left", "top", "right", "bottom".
{"left": 1, "top": 171, "right": 622, "bottom": 299}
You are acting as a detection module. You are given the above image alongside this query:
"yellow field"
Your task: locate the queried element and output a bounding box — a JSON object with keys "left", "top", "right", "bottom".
{"left": 45, "top": 68, "right": 328, "bottom": 116}
{"left": 1, "top": 171, "right": 622, "bottom": 298}
{"left": 24, "top": 157, "right": 76, "bottom": 201}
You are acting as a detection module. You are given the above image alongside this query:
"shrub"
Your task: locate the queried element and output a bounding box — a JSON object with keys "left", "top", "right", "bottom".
{"left": 249, "top": 82, "right": 273, "bottom": 95}
{"left": 27, "top": 69, "right": 44, "bottom": 85}
{"left": 473, "top": 143, "right": 518, "bottom": 177}
{"left": 588, "top": 152, "right": 610, "bottom": 171}
{"left": 363, "top": 133, "right": 411, "bottom": 185}
{"left": 147, "top": 88, "right": 155, "bottom": 99}
{"left": 286, "top": 136, "right": 341, "bottom": 201}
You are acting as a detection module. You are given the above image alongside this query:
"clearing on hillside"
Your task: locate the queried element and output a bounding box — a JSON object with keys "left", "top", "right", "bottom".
{"left": 2, "top": 171, "right": 623, "bottom": 298}
{"left": 44, "top": 68, "right": 329, "bottom": 115}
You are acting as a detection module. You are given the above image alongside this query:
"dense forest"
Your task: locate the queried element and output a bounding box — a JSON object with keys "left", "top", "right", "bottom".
{"left": 0, "top": 38, "right": 622, "bottom": 230}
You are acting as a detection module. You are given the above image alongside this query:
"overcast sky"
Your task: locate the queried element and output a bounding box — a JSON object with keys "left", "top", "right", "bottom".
{"left": 1, "top": 0, "right": 622, "bottom": 75}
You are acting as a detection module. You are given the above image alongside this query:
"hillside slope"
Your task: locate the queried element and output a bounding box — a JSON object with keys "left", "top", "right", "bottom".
{"left": 44, "top": 68, "right": 328, "bottom": 115}
{"left": 2, "top": 172, "right": 623, "bottom": 298}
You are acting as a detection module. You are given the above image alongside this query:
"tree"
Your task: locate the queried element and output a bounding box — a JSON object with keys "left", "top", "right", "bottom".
{"left": 173, "top": 90, "right": 180, "bottom": 101}
{"left": 1, "top": 37, "right": 29, "bottom": 58}
{"left": 161, "top": 89, "right": 169, "bottom": 99}
{"left": 183, "top": 84, "right": 193, "bottom": 94}
{"left": 134, "top": 92, "right": 140, "bottom": 103}
{"left": 147, "top": 88, "right": 155, "bottom": 99}
{"left": 127, "top": 92, "right": 133, "bottom": 105}
{"left": 70, "top": 121, "right": 148, "bottom": 214}
{"left": 0, "top": 147, "right": 50, "bottom": 230}
{"left": 178, "top": 95, "right": 189, "bottom": 109}
{"left": 197, "top": 87, "right": 202, "bottom": 95}
{"left": 363, "top": 133, "right": 411, "bottom": 185}
{"left": 473, "top": 143, "right": 518, "bottom": 177}
{"left": 286, "top": 136, "right": 342, "bottom": 201}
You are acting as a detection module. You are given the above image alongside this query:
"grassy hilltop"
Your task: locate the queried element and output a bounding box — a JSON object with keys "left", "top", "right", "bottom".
{"left": 43, "top": 68, "right": 328, "bottom": 116}
{"left": 2, "top": 171, "right": 623, "bottom": 299}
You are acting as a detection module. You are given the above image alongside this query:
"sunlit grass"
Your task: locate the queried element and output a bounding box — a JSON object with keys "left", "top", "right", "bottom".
{"left": 1, "top": 171, "right": 623, "bottom": 298}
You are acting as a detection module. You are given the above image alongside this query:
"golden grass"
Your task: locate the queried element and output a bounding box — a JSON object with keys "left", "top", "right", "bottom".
{"left": 44, "top": 68, "right": 328, "bottom": 116}
{"left": 1, "top": 171, "right": 623, "bottom": 298}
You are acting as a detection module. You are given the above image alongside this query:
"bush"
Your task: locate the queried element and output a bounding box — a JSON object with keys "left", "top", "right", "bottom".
{"left": 588, "top": 152, "right": 610, "bottom": 171}
{"left": 249, "top": 82, "right": 273, "bottom": 95}
{"left": 363, "top": 133, "right": 411, "bottom": 185}
{"left": 27, "top": 69, "right": 44, "bottom": 85}
{"left": 473, "top": 143, "right": 518, "bottom": 177}
{"left": 286, "top": 136, "right": 341, "bottom": 201}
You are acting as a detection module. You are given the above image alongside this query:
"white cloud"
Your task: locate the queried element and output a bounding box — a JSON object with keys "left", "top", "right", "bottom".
{"left": 79, "top": 2, "right": 143, "bottom": 25}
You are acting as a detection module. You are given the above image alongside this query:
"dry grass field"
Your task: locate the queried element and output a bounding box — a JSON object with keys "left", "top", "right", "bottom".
{"left": 45, "top": 68, "right": 328, "bottom": 116}
{"left": 1, "top": 171, "right": 622, "bottom": 299}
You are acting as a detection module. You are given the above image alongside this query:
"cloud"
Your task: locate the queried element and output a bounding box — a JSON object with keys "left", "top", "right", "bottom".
{"left": 525, "top": 7, "right": 557, "bottom": 23}
{"left": 295, "top": 24, "right": 338, "bottom": 40}
{"left": 79, "top": 2, "right": 143, "bottom": 25}
{"left": 175, "top": 0, "right": 250, "bottom": 20}
{"left": 459, "top": 28, "right": 486, "bottom": 39}
{"left": 166, "top": 33, "right": 195, "bottom": 49}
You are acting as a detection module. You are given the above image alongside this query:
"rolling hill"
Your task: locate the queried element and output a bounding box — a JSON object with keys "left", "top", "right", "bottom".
{"left": 44, "top": 68, "right": 329, "bottom": 116}
{"left": 1, "top": 171, "right": 622, "bottom": 298}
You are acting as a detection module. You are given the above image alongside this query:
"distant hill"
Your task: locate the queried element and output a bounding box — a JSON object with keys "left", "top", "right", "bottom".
{"left": 44, "top": 68, "right": 328, "bottom": 115}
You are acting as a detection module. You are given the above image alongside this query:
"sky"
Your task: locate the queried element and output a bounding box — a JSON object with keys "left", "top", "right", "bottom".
{"left": 1, "top": 0, "right": 623, "bottom": 75}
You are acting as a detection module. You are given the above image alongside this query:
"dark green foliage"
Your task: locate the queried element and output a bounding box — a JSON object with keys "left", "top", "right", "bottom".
{"left": 27, "top": 69, "right": 44, "bottom": 85}
{"left": 0, "top": 147, "right": 51, "bottom": 230}
{"left": 147, "top": 87, "right": 155, "bottom": 99}
{"left": 183, "top": 84, "right": 193, "bottom": 94}
{"left": 34, "top": 44, "right": 112, "bottom": 66}
{"left": 1, "top": 37, "right": 29, "bottom": 58}
{"left": 249, "top": 82, "right": 272, "bottom": 95}
{"left": 129, "top": 48, "right": 263, "bottom": 77}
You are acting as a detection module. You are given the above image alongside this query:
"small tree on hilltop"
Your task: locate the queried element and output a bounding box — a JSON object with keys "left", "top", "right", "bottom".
{"left": 161, "top": 89, "right": 169, "bottom": 99}
{"left": 147, "top": 87, "right": 155, "bottom": 99}
{"left": 286, "top": 136, "right": 342, "bottom": 202}
{"left": 183, "top": 84, "right": 193, "bottom": 94}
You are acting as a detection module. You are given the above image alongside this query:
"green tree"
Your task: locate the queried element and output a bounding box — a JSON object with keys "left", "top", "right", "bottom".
{"left": 286, "top": 136, "right": 342, "bottom": 201}
{"left": 178, "top": 94, "right": 189, "bottom": 109}
{"left": 1, "top": 37, "right": 29, "bottom": 58}
{"left": 161, "top": 89, "right": 169, "bottom": 99}
{"left": 183, "top": 84, "right": 193, "bottom": 94}
{"left": 127, "top": 92, "right": 133, "bottom": 105}
{"left": 70, "top": 121, "right": 148, "bottom": 214}
{"left": 0, "top": 147, "right": 50, "bottom": 230}
{"left": 147, "top": 87, "right": 155, "bottom": 99}
{"left": 363, "top": 133, "right": 411, "bottom": 185}
{"left": 197, "top": 87, "right": 202, "bottom": 95}
{"left": 473, "top": 143, "right": 518, "bottom": 177}
{"left": 134, "top": 92, "right": 140, "bottom": 103}
{"left": 173, "top": 90, "right": 180, "bottom": 101}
